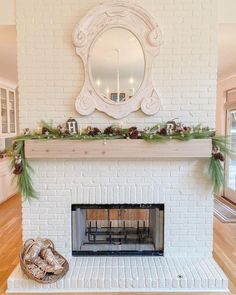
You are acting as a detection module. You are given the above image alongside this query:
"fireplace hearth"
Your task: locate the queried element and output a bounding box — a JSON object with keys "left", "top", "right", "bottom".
{"left": 72, "top": 204, "right": 164, "bottom": 256}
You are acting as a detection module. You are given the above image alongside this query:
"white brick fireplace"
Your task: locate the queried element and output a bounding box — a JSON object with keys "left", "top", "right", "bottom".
{"left": 7, "top": 155, "right": 227, "bottom": 292}
{"left": 24, "top": 159, "right": 213, "bottom": 257}
{"left": 8, "top": 0, "right": 228, "bottom": 292}
{"left": 8, "top": 157, "right": 228, "bottom": 292}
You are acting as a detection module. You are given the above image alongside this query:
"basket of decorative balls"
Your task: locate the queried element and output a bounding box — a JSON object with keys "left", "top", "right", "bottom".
{"left": 20, "top": 238, "right": 69, "bottom": 284}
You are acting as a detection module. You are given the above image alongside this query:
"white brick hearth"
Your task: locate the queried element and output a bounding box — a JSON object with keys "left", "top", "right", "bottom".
{"left": 8, "top": 257, "right": 227, "bottom": 292}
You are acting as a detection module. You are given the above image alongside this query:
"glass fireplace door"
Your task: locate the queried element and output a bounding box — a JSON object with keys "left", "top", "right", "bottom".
{"left": 224, "top": 89, "right": 236, "bottom": 203}
{"left": 72, "top": 204, "right": 164, "bottom": 256}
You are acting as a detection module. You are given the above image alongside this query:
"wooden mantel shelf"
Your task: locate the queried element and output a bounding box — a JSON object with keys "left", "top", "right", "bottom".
{"left": 24, "top": 139, "right": 212, "bottom": 159}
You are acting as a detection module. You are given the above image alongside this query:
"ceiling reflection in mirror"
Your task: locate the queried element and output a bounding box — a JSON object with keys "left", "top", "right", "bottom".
{"left": 90, "top": 28, "right": 145, "bottom": 103}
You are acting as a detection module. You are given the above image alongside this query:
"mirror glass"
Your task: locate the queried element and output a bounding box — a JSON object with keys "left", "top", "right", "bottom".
{"left": 90, "top": 28, "right": 145, "bottom": 103}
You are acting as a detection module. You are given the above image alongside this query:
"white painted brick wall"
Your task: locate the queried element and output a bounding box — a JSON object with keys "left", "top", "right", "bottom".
{"left": 22, "top": 159, "right": 213, "bottom": 257}
{"left": 16, "top": 0, "right": 217, "bottom": 258}
{"left": 16, "top": 0, "right": 217, "bottom": 130}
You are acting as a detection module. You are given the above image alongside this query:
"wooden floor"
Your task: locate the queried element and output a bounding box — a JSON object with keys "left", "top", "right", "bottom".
{"left": 0, "top": 194, "right": 22, "bottom": 294}
{"left": 0, "top": 194, "right": 236, "bottom": 294}
{"left": 213, "top": 217, "right": 236, "bottom": 294}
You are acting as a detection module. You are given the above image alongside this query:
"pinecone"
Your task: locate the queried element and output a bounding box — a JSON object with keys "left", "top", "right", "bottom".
{"left": 212, "top": 145, "right": 224, "bottom": 162}
{"left": 104, "top": 126, "right": 114, "bottom": 135}
{"left": 183, "top": 126, "right": 191, "bottom": 132}
{"left": 128, "top": 127, "right": 139, "bottom": 139}
{"left": 13, "top": 155, "right": 23, "bottom": 175}
{"left": 13, "top": 164, "right": 23, "bottom": 175}
{"left": 87, "top": 127, "right": 101, "bottom": 137}
{"left": 159, "top": 128, "right": 167, "bottom": 135}
{"left": 42, "top": 127, "right": 49, "bottom": 135}
{"left": 114, "top": 128, "right": 122, "bottom": 136}
{"left": 93, "top": 127, "right": 101, "bottom": 136}
{"left": 219, "top": 153, "right": 224, "bottom": 162}
{"left": 213, "top": 152, "right": 224, "bottom": 162}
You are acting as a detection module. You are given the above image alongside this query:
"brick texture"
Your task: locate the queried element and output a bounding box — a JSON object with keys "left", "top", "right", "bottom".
{"left": 22, "top": 159, "right": 213, "bottom": 257}
{"left": 16, "top": 0, "right": 217, "bottom": 130}
{"left": 16, "top": 0, "right": 217, "bottom": 259}
{"left": 8, "top": 257, "right": 228, "bottom": 292}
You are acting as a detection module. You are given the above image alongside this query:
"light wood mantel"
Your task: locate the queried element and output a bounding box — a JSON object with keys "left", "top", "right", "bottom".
{"left": 24, "top": 139, "right": 212, "bottom": 159}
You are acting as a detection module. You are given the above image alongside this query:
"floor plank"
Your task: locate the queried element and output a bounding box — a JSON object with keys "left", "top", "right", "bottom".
{"left": 0, "top": 195, "right": 22, "bottom": 294}
{"left": 0, "top": 194, "right": 236, "bottom": 294}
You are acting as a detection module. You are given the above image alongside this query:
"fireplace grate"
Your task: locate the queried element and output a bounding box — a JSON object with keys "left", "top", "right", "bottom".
{"left": 86, "top": 220, "right": 151, "bottom": 245}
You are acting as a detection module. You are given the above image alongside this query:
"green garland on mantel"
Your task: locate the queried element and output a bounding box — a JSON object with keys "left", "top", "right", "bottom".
{"left": 11, "top": 120, "right": 234, "bottom": 201}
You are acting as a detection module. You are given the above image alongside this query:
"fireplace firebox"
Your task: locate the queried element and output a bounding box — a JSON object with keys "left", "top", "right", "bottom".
{"left": 72, "top": 204, "right": 164, "bottom": 256}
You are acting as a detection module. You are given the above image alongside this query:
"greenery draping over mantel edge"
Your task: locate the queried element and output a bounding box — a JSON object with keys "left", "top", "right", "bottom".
{"left": 10, "top": 120, "right": 234, "bottom": 201}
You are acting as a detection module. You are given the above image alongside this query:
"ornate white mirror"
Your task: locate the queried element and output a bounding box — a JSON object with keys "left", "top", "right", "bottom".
{"left": 73, "top": 1, "right": 162, "bottom": 119}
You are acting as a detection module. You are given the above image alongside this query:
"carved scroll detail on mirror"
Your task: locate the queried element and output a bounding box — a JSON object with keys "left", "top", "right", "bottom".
{"left": 141, "top": 91, "right": 161, "bottom": 115}
{"left": 72, "top": 1, "right": 162, "bottom": 119}
{"left": 75, "top": 91, "right": 95, "bottom": 116}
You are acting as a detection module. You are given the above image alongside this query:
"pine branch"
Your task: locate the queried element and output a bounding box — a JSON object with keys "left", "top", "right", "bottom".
{"left": 12, "top": 140, "right": 38, "bottom": 201}
{"left": 208, "top": 156, "right": 224, "bottom": 195}
{"left": 11, "top": 121, "right": 235, "bottom": 200}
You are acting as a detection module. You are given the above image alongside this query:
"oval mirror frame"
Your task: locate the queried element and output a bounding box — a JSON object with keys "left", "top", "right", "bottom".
{"left": 72, "top": 0, "right": 162, "bottom": 119}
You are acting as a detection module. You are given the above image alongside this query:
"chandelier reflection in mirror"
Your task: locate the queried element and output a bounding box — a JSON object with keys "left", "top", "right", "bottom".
{"left": 91, "top": 28, "right": 145, "bottom": 103}
{"left": 73, "top": 1, "right": 162, "bottom": 119}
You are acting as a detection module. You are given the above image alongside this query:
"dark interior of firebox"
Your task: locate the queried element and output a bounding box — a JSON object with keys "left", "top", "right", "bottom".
{"left": 72, "top": 204, "right": 164, "bottom": 255}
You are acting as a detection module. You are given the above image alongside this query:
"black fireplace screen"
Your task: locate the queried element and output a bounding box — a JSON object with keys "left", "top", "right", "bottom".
{"left": 71, "top": 204, "right": 164, "bottom": 256}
